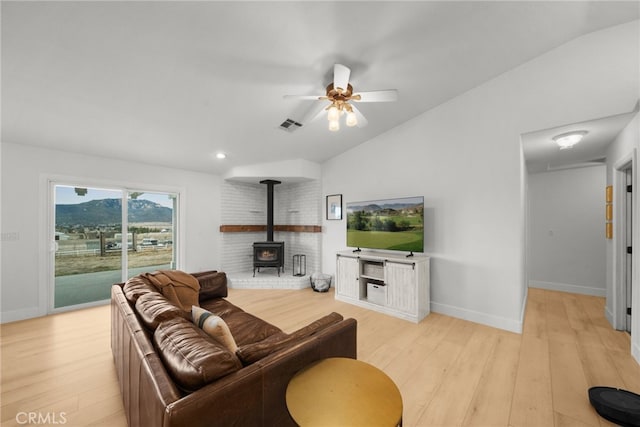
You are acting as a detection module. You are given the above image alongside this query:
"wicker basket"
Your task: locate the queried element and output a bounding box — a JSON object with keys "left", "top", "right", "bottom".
{"left": 310, "top": 273, "right": 332, "bottom": 292}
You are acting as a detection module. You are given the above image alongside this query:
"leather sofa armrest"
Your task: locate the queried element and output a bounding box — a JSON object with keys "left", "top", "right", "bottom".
{"left": 163, "top": 363, "right": 265, "bottom": 427}
{"left": 190, "top": 270, "right": 218, "bottom": 278}
{"left": 195, "top": 272, "right": 228, "bottom": 300}
{"left": 255, "top": 318, "right": 357, "bottom": 427}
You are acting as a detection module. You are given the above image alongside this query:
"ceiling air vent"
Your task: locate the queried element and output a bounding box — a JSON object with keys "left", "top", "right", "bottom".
{"left": 279, "top": 118, "right": 302, "bottom": 132}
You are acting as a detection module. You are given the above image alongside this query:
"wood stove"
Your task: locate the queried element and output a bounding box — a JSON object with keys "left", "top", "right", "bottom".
{"left": 253, "top": 179, "right": 284, "bottom": 276}
{"left": 253, "top": 241, "right": 284, "bottom": 276}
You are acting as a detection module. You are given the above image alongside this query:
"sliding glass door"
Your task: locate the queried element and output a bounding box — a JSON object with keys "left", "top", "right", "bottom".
{"left": 54, "top": 185, "right": 123, "bottom": 308}
{"left": 53, "top": 184, "right": 178, "bottom": 310}
{"left": 126, "top": 191, "right": 176, "bottom": 278}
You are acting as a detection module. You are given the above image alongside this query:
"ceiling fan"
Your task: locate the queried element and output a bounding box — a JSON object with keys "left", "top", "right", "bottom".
{"left": 284, "top": 64, "right": 398, "bottom": 131}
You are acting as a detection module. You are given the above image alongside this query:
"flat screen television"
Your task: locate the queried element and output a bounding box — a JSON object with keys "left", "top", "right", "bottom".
{"left": 346, "top": 196, "right": 424, "bottom": 253}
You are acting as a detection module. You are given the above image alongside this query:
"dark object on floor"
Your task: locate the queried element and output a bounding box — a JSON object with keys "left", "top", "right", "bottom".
{"left": 310, "top": 273, "right": 332, "bottom": 292}
{"left": 589, "top": 386, "right": 640, "bottom": 427}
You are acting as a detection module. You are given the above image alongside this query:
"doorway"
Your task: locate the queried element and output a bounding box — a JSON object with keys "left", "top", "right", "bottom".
{"left": 614, "top": 152, "right": 636, "bottom": 333}
{"left": 623, "top": 166, "right": 633, "bottom": 333}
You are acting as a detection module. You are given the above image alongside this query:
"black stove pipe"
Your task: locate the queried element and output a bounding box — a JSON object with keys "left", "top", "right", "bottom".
{"left": 260, "top": 179, "right": 281, "bottom": 241}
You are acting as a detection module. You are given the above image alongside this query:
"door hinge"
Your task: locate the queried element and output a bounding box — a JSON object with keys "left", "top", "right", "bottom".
{"left": 628, "top": 185, "right": 633, "bottom": 193}
{"left": 627, "top": 307, "right": 632, "bottom": 316}
{"left": 627, "top": 246, "right": 633, "bottom": 254}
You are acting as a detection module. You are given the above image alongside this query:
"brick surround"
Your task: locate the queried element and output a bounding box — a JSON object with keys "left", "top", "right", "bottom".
{"left": 220, "top": 180, "right": 322, "bottom": 280}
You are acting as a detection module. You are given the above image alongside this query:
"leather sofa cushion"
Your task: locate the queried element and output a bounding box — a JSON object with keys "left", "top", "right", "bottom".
{"left": 154, "top": 316, "right": 242, "bottom": 393}
{"left": 135, "top": 292, "right": 189, "bottom": 331}
{"left": 122, "top": 276, "right": 157, "bottom": 303}
{"left": 236, "top": 312, "right": 344, "bottom": 365}
{"left": 195, "top": 272, "right": 228, "bottom": 301}
{"left": 200, "top": 298, "right": 245, "bottom": 317}
{"left": 199, "top": 299, "right": 282, "bottom": 346}
{"left": 223, "top": 311, "right": 282, "bottom": 347}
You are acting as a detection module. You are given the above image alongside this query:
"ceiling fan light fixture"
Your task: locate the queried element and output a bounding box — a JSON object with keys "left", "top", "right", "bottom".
{"left": 327, "top": 105, "right": 340, "bottom": 121}
{"left": 345, "top": 111, "right": 358, "bottom": 127}
{"left": 553, "top": 131, "right": 588, "bottom": 150}
{"left": 284, "top": 64, "right": 398, "bottom": 132}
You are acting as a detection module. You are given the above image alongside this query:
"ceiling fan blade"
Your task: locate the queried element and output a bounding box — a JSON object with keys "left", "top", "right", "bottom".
{"left": 350, "top": 104, "right": 368, "bottom": 128}
{"left": 333, "top": 64, "right": 351, "bottom": 92}
{"left": 283, "top": 94, "right": 325, "bottom": 101}
{"left": 353, "top": 90, "right": 398, "bottom": 103}
{"left": 300, "top": 100, "right": 328, "bottom": 126}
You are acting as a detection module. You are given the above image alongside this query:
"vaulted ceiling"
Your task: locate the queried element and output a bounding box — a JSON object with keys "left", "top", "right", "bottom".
{"left": 2, "top": 1, "right": 639, "bottom": 174}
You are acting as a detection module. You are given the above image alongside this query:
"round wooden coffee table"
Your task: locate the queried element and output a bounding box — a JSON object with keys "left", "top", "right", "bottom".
{"left": 286, "top": 357, "right": 403, "bottom": 426}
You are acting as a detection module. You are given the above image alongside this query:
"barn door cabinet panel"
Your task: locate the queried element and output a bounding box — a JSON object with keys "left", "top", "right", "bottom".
{"left": 385, "top": 261, "right": 417, "bottom": 314}
{"left": 336, "top": 254, "right": 360, "bottom": 299}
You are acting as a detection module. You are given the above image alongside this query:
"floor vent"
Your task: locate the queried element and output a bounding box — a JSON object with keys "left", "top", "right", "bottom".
{"left": 279, "top": 118, "right": 302, "bottom": 132}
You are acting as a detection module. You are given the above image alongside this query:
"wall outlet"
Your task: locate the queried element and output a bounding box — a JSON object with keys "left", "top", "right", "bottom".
{"left": 1, "top": 232, "right": 20, "bottom": 241}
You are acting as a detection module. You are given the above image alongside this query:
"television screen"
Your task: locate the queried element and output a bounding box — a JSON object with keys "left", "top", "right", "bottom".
{"left": 346, "top": 196, "right": 424, "bottom": 253}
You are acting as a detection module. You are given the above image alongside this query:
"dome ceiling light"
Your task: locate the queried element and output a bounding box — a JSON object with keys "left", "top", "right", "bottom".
{"left": 553, "top": 130, "right": 588, "bottom": 150}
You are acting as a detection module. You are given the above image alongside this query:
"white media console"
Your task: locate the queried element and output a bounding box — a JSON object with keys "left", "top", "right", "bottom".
{"left": 335, "top": 250, "right": 430, "bottom": 323}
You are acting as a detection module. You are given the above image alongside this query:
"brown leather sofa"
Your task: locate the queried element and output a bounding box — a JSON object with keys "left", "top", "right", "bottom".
{"left": 111, "top": 270, "right": 357, "bottom": 427}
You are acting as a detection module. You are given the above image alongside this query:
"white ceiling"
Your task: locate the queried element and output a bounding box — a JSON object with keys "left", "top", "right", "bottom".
{"left": 523, "top": 109, "right": 638, "bottom": 174}
{"left": 2, "top": 1, "right": 639, "bottom": 175}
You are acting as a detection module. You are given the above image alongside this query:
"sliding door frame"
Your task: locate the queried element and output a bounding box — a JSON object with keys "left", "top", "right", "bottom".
{"left": 42, "top": 174, "right": 185, "bottom": 315}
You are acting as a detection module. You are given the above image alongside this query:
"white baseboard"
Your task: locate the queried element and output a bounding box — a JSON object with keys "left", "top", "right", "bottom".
{"left": 227, "top": 272, "right": 309, "bottom": 290}
{"left": 520, "top": 286, "right": 528, "bottom": 330}
{"left": 1, "top": 307, "right": 44, "bottom": 324}
{"left": 529, "top": 280, "right": 606, "bottom": 297}
{"left": 633, "top": 341, "right": 640, "bottom": 365}
{"left": 605, "top": 306, "right": 616, "bottom": 328}
{"left": 430, "top": 301, "right": 523, "bottom": 334}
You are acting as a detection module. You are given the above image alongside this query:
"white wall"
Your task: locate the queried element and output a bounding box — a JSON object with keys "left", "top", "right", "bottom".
{"left": 1, "top": 142, "right": 221, "bottom": 322}
{"left": 528, "top": 166, "right": 606, "bottom": 296}
{"left": 322, "top": 21, "right": 639, "bottom": 333}
{"left": 605, "top": 111, "right": 640, "bottom": 361}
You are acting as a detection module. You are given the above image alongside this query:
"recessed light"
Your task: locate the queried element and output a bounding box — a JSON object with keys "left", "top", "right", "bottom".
{"left": 552, "top": 131, "right": 588, "bottom": 150}
{"left": 216, "top": 152, "right": 227, "bottom": 159}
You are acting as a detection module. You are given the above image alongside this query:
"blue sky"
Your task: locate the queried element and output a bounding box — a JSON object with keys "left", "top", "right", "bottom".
{"left": 55, "top": 185, "right": 174, "bottom": 208}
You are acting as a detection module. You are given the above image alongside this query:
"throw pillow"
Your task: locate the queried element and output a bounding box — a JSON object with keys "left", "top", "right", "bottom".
{"left": 192, "top": 306, "right": 238, "bottom": 353}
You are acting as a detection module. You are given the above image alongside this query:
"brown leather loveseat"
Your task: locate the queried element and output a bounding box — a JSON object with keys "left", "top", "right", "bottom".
{"left": 111, "top": 270, "right": 357, "bottom": 427}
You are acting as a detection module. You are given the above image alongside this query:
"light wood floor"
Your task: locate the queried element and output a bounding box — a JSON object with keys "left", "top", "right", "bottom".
{"left": 1, "top": 287, "right": 639, "bottom": 426}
